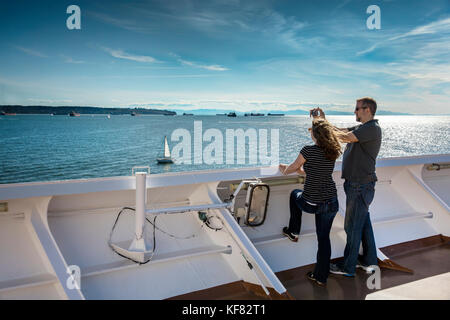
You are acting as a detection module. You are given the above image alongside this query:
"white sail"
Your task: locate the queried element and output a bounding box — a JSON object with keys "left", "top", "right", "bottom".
{"left": 164, "top": 136, "right": 171, "bottom": 158}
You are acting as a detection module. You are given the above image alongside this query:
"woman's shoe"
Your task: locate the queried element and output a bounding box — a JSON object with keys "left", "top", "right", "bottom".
{"left": 306, "top": 271, "right": 326, "bottom": 287}
{"left": 282, "top": 227, "right": 299, "bottom": 242}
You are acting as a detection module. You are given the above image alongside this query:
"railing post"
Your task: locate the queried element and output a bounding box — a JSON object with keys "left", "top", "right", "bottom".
{"left": 128, "top": 172, "right": 151, "bottom": 258}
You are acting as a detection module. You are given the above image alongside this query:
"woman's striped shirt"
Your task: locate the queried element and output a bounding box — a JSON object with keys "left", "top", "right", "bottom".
{"left": 300, "top": 145, "right": 337, "bottom": 203}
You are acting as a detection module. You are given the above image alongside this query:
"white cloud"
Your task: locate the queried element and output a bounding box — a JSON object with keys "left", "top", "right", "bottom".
{"left": 13, "top": 46, "right": 48, "bottom": 58}
{"left": 389, "top": 17, "right": 450, "bottom": 41}
{"left": 179, "top": 59, "right": 228, "bottom": 71}
{"left": 357, "top": 17, "right": 450, "bottom": 56}
{"left": 135, "top": 1, "right": 308, "bottom": 51}
{"left": 331, "top": 60, "right": 450, "bottom": 85}
{"left": 356, "top": 44, "right": 379, "bottom": 56}
{"left": 170, "top": 53, "right": 228, "bottom": 71}
{"left": 261, "top": 10, "right": 308, "bottom": 50}
{"left": 61, "top": 55, "right": 85, "bottom": 64}
{"left": 101, "top": 47, "right": 159, "bottom": 63}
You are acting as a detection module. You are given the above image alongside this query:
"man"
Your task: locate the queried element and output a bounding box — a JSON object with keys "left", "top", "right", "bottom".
{"left": 312, "top": 97, "right": 382, "bottom": 277}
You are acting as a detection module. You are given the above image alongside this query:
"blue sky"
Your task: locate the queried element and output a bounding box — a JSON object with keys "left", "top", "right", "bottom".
{"left": 0, "top": 0, "right": 449, "bottom": 114}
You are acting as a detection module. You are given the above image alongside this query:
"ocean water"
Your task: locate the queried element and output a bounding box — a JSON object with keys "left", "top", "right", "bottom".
{"left": 0, "top": 114, "right": 449, "bottom": 184}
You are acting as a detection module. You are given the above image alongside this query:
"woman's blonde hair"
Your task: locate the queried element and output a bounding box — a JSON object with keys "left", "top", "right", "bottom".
{"left": 311, "top": 119, "right": 342, "bottom": 161}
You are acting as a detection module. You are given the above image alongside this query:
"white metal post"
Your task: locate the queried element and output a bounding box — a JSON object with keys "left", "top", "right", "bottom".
{"left": 136, "top": 172, "right": 146, "bottom": 240}
{"left": 129, "top": 172, "right": 151, "bottom": 255}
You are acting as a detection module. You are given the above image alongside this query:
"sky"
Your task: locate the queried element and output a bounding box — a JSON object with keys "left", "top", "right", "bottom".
{"left": 0, "top": 0, "right": 449, "bottom": 114}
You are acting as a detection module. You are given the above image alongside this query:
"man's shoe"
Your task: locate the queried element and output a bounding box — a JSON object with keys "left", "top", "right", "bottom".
{"left": 307, "top": 271, "right": 326, "bottom": 287}
{"left": 329, "top": 263, "right": 355, "bottom": 277}
{"left": 356, "top": 261, "right": 376, "bottom": 274}
{"left": 282, "top": 227, "right": 298, "bottom": 242}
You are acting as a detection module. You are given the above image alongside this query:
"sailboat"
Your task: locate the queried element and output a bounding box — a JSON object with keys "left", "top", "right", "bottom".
{"left": 157, "top": 136, "right": 174, "bottom": 164}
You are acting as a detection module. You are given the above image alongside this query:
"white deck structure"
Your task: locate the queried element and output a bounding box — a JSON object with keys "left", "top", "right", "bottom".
{"left": 366, "top": 272, "right": 450, "bottom": 300}
{"left": 0, "top": 154, "right": 449, "bottom": 299}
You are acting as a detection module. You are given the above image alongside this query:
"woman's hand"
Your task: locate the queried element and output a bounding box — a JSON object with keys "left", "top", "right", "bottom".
{"left": 296, "top": 166, "right": 305, "bottom": 175}
{"left": 279, "top": 154, "right": 306, "bottom": 176}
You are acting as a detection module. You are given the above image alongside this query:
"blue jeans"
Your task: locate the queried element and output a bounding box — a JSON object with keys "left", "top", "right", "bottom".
{"left": 340, "top": 181, "right": 378, "bottom": 274}
{"left": 288, "top": 189, "right": 338, "bottom": 283}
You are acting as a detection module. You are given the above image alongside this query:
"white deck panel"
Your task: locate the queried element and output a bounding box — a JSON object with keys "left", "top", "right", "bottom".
{"left": 0, "top": 154, "right": 449, "bottom": 300}
{"left": 366, "top": 272, "right": 450, "bottom": 300}
{"left": 81, "top": 253, "right": 238, "bottom": 299}
{"left": 423, "top": 176, "right": 450, "bottom": 207}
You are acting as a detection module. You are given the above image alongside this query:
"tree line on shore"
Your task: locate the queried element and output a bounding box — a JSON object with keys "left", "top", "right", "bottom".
{"left": 0, "top": 105, "right": 176, "bottom": 115}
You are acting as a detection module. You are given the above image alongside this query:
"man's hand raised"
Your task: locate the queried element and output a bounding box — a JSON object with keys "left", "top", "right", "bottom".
{"left": 309, "top": 107, "right": 326, "bottom": 119}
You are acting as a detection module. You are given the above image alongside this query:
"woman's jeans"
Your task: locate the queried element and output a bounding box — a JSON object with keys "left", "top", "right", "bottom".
{"left": 341, "top": 180, "right": 378, "bottom": 274}
{"left": 288, "top": 189, "right": 338, "bottom": 283}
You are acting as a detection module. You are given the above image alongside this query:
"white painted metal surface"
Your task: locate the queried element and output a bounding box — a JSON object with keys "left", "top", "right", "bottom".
{"left": 366, "top": 272, "right": 450, "bottom": 300}
{"left": 0, "top": 154, "right": 448, "bottom": 299}
{"left": 130, "top": 172, "right": 152, "bottom": 257}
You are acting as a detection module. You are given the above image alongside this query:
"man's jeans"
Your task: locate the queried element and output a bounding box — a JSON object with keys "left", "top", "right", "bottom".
{"left": 288, "top": 189, "right": 338, "bottom": 283}
{"left": 341, "top": 181, "right": 378, "bottom": 274}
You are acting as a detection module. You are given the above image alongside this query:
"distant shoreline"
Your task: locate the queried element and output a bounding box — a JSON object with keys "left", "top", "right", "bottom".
{"left": 0, "top": 105, "right": 443, "bottom": 116}
{"left": 0, "top": 105, "right": 176, "bottom": 116}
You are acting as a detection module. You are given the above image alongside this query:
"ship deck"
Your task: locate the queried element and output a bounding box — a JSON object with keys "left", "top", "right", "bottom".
{"left": 0, "top": 154, "right": 449, "bottom": 300}
{"left": 170, "top": 235, "right": 450, "bottom": 300}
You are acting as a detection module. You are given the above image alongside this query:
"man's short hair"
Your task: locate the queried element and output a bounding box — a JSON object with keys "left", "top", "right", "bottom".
{"left": 357, "top": 97, "right": 377, "bottom": 115}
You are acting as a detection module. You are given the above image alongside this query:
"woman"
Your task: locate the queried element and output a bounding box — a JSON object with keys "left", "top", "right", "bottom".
{"left": 278, "top": 118, "right": 341, "bottom": 286}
